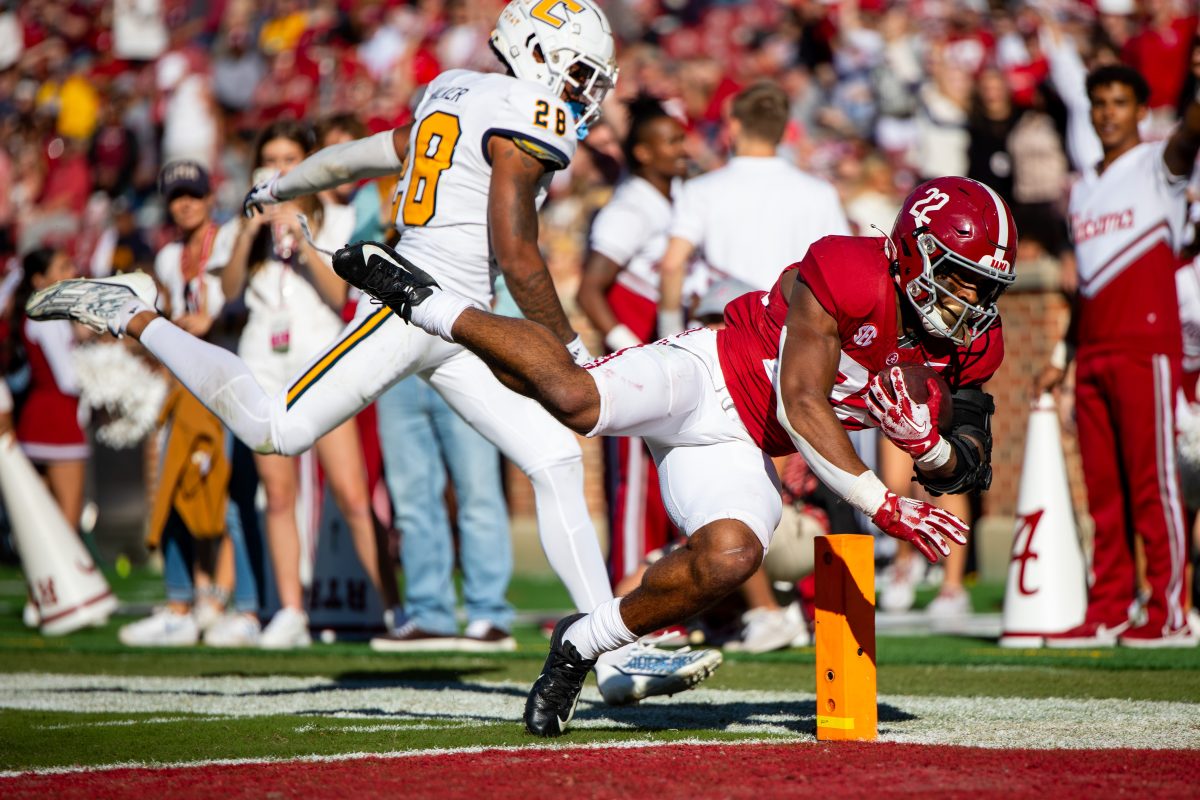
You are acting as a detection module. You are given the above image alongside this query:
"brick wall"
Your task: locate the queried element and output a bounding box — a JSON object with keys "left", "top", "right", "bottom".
{"left": 983, "top": 256, "right": 1088, "bottom": 519}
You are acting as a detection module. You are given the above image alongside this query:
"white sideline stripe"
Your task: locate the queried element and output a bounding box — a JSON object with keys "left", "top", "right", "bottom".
{"left": 293, "top": 721, "right": 500, "bottom": 734}
{"left": 35, "top": 716, "right": 232, "bottom": 731}
{"left": 0, "top": 671, "right": 1196, "bottom": 770}
{"left": 0, "top": 737, "right": 785, "bottom": 779}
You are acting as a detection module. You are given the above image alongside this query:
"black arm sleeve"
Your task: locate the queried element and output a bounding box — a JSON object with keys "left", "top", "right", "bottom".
{"left": 916, "top": 388, "right": 995, "bottom": 496}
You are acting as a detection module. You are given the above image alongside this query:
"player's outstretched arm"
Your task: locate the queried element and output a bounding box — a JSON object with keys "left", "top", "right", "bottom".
{"left": 656, "top": 236, "right": 695, "bottom": 337}
{"left": 487, "top": 137, "right": 579, "bottom": 348}
{"left": 243, "top": 127, "right": 411, "bottom": 216}
{"left": 775, "top": 280, "right": 967, "bottom": 562}
{"left": 1165, "top": 77, "right": 1200, "bottom": 178}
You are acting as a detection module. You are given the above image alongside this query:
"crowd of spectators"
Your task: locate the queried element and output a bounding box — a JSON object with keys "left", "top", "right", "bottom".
{"left": 0, "top": 0, "right": 1195, "bottom": 278}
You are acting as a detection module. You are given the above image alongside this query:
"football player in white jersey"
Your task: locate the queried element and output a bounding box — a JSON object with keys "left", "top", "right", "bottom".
{"left": 28, "top": 0, "right": 722, "bottom": 698}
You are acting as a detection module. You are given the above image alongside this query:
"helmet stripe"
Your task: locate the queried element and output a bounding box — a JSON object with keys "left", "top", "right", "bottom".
{"left": 976, "top": 180, "right": 1010, "bottom": 265}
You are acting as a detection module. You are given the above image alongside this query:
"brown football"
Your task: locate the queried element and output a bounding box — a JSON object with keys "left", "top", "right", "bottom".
{"left": 885, "top": 364, "right": 954, "bottom": 433}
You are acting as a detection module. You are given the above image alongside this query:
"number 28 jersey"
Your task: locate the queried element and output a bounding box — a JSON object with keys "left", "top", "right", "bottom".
{"left": 394, "top": 69, "right": 578, "bottom": 306}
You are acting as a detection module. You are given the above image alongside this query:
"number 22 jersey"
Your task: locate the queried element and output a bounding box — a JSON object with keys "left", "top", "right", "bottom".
{"left": 715, "top": 235, "right": 1004, "bottom": 457}
{"left": 393, "top": 69, "right": 579, "bottom": 306}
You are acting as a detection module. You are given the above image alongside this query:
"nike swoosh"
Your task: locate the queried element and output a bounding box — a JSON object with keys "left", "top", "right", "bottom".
{"left": 360, "top": 243, "right": 395, "bottom": 266}
{"left": 557, "top": 714, "right": 571, "bottom": 729}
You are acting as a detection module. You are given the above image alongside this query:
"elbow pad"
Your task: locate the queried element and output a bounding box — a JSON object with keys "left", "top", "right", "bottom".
{"left": 917, "top": 389, "right": 994, "bottom": 496}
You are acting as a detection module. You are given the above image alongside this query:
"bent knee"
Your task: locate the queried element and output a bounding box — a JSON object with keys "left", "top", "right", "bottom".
{"left": 688, "top": 523, "right": 763, "bottom": 594}
{"left": 540, "top": 375, "right": 600, "bottom": 434}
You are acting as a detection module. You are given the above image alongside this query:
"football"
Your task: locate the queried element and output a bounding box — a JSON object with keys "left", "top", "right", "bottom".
{"left": 885, "top": 364, "right": 954, "bottom": 433}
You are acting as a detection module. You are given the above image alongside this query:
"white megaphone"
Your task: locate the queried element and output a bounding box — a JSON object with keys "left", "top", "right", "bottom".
{"left": 998, "top": 394, "right": 1087, "bottom": 647}
{"left": 0, "top": 433, "right": 117, "bottom": 635}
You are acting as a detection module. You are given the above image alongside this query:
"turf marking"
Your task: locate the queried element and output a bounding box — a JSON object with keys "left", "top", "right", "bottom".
{"left": 0, "top": 672, "right": 1197, "bottom": 752}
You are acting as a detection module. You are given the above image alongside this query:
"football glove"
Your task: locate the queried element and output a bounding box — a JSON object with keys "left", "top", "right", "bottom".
{"left": 243, "top": 173, "right": 280, "bottom": 218}
{"left": 871, "top": 492, "right": 968, "bottom": 563}
{"left": 865, "top": 366, "right": 951, "bottom": 469}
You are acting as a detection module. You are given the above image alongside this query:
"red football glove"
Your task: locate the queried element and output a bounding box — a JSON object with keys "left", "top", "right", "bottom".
{"left": 870, "top": 492, "right": 968, "bottom": 563}
{"left": 865, "top": 367, "right": 951, "bottom": 468}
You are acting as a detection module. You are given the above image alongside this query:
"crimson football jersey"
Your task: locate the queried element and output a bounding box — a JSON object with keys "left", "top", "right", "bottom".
{"left": 716, "top": 236, "right": 1004, "bottom": 457}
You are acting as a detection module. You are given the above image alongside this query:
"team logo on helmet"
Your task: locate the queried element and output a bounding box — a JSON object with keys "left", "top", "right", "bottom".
{"left": 491, "top": 0, "right": 619, "bottom": 139}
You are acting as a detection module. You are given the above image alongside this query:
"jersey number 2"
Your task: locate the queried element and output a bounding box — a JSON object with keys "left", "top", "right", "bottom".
{"left": 402, "top": 111, "right": 462, "bottom": 226}
{"left": 908, "top": 187, "right": 949, "bottom": 227}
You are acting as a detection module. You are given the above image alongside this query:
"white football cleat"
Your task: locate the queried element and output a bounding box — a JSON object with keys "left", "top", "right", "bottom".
{"left": 26, "top": 272, "right": 158, "bottom": 336}
{"left": 595, "top": 642, "right": 723, "bottom": 706}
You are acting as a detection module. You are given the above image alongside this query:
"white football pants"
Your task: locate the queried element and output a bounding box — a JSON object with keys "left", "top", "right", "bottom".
{"left": 585, "top": 327, "right": 783, "bottom": 549}
{"left": 139, "top": 300, "right": 612, "bottom": 612}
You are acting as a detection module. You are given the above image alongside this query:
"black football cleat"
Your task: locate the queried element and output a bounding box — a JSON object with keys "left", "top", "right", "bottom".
{"left": 524, "top": 613, "right": 596, "bottom": 737}
{"left": 331, "top": 240, "right": 440, "bottom": 322}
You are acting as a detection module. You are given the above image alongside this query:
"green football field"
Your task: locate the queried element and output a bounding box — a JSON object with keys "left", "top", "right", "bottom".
{"left": 1, "top": 565, "right": 1198, "bottom": 776}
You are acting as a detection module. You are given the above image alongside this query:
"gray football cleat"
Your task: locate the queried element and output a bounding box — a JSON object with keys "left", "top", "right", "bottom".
{"left": 595, "top": 642, "right": 723, "bottom": 705}
{"left": 25, "top": 272, "right": 158, "bottom": 336}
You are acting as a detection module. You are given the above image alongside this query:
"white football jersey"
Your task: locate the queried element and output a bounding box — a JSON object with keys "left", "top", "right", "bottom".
{"left": 393, "top": 69, "right": 578, "bottom": 306}
{"left": 1069, "top": 141, "right": 1189, "bottom": 351}
{"left": 1069, "top": 141, "right": 1188, "bottom": 300}
{"left": 588, "top": 176, "right": 676, "bottom": 302}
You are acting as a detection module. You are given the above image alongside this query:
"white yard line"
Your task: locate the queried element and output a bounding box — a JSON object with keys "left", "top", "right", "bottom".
{"left": 0, "top": 671, "right": 1195, "bottom": 761}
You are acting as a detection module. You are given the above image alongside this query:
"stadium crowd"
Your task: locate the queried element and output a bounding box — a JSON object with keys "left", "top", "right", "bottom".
{"left": 2, "top": 0, "right": 1199, "bottom": 650}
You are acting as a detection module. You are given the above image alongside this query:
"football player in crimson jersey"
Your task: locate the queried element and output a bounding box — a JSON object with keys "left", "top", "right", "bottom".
{"left": 328, "top": 175, "right": 1017, "bottom": 735}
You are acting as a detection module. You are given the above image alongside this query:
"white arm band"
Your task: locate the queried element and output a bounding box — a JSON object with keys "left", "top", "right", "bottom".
{"left": 604, "top": 323, "right": 642, "bottom": 352}
{"left": 773, "top": 326, "right": 889, "bottom": 516}
{"left": 273, "top": 131, "right": 403, "bottom": 200}
{"left": 657, "top": 308, "right": 685, "bottom": 338}
{"left": 0, "top": 380, "right": 11, "bottom": 414}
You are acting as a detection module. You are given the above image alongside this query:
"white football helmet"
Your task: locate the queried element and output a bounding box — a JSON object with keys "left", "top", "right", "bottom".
{"left": 491, "top": 0, "right": 619, "bottom": 137}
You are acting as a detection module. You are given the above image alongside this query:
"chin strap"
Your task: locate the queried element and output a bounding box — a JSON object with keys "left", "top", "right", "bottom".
{"left": 568, "top": 101, "right": 590, "bottom": 140}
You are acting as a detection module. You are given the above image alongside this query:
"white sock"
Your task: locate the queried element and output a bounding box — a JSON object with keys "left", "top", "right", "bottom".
{"left": 563, "top": 597, "right": 636, "bottom": 660}
{"left": 111, "top": 297, "right": 152, "bottom": 337}
{"left": 407, "top": 289, "right": 472, "bottom": 342}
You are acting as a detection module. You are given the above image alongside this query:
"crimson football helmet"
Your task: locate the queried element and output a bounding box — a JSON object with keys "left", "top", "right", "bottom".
{"left": 889, "top": 177, "right": 1017, "bottom": 345}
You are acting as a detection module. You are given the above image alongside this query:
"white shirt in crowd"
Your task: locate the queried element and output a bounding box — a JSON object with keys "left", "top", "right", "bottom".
{"left": 669, "top": 155, "right": 850, "bottom": 290}
{"left": 589, "top": 175, "right": 677, "bottom": 302}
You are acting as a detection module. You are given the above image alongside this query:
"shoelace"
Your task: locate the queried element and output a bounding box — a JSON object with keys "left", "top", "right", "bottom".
{"left": 539, "top": 652, "right": 593, "bottom": 707}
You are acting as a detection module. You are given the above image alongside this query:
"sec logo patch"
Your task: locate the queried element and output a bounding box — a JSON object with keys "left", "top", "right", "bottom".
{"left": 853, "top": 324, "right": 877, "bottom": 347}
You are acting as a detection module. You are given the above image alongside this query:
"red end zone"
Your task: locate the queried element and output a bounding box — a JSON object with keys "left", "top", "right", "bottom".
{"left": 5, "top": 742, "right": 1198, "bottom": 799}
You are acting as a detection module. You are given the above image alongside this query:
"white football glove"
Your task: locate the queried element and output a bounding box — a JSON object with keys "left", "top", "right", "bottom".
{"left": 865, "top": 366, "right": 952, "bottom": 469}
{"left": 243, "top": 173, "right": 280, "bottom": 218}
{"left": 566, "top": 335, "right": 595, "bottom": 366}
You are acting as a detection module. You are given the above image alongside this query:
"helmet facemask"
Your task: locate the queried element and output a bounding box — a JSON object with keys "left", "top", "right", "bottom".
{"left": 490, "top": 0, "right": 618, "bottom": 141}
{"left": 555, "top": 56, "right": 617, "bottom": 136}
{"left": 904, "top": 231, "right": 1011, "bottom": 346}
